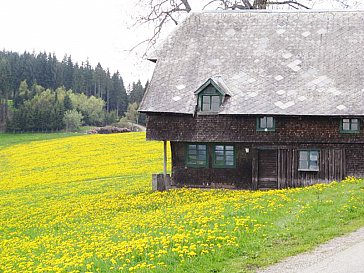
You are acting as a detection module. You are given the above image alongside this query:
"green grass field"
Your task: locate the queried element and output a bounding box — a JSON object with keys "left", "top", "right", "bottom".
{"left": 0, "top": 132, "right": 364, "bottom": 273}
{"left": 0, "top": 132, "right": 81, "bottom": 148}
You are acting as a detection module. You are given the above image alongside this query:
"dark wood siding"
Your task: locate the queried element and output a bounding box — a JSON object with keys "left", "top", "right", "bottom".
{"left": 346, "top": 147, "right": 364, "bottom": 177}
{"left": 171, "top": 142, "right": 252, "bottom": 189}
{"left": 277, "top": 148, "right": 346, "bottom": 188}
{"left": 148, "top": 113, "right": 364, "bottom": 189}
{"left": 146, "top": 113, "right": 364, "bottom": 144}
{"left": 258, "top": 149, "right": 278, "bottom": 189}
{"left": 170, "top": 144, "right": 360, "bottom": 189}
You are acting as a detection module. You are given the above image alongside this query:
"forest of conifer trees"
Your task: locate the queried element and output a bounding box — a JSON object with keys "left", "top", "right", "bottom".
{"left": 0, "top": 50, "right": 147, "bottom": 131}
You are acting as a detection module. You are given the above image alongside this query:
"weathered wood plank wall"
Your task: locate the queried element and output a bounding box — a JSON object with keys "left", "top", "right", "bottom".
{"left": 149, "top": 114, "right": 364, "bottom": 189}
{"left": 277, "top": 148, "right": 345, "bottom": 188}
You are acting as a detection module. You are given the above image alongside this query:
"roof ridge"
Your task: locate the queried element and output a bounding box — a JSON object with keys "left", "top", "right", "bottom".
{"left": 195, "top": 9, "right": 364, "bottom": 14}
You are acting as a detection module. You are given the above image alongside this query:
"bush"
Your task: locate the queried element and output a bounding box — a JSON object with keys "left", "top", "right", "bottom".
{"left": 63, "top": 110, "right": 83, "bottom": 131}
{"left": 103, "top": 110, "right": 118, "bottom": 126}
{"left": 115, "top": 116, "right": 130, "bottom": 129}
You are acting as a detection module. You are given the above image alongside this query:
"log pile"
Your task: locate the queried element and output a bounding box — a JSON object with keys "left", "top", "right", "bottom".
{"left": 87, "top": 126, "right": 131, "bottom": 134}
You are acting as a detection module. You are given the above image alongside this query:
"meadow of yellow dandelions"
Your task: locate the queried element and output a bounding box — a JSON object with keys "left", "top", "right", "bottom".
{"left": 0, "top": 133, "right": 364, "bottom": 273}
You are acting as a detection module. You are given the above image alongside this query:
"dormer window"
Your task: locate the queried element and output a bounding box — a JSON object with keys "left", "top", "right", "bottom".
{"left": 195, "top": 76, "right": 230, "bottom": 114}
{"left": 201, "top": 94, "right": 221, "bottom": 112}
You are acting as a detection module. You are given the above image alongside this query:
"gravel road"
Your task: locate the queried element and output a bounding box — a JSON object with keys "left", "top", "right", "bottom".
{"left": 257, "top": 227, "right": 364, "bottom": 273}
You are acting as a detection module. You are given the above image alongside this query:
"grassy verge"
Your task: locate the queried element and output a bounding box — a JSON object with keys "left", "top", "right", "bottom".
{"left": 220, "top": 179, "right": 364, "bottom": 273}
{"left": 0, "top": 133, "right": 363, "bottom": 273}
{"left": 0, "top": 132, "right": 82, "bottom": 148}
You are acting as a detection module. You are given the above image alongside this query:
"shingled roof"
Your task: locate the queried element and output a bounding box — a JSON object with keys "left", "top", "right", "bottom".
{"left": 139, "top": 10, "right": 364, "bottom": 116}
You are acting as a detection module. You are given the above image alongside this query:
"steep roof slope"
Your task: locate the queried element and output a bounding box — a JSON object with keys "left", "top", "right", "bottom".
{"left": 139, "top": 10, "right": 364, "bottom": 116}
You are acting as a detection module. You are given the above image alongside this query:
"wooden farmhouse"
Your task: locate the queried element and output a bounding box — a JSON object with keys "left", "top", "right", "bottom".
{"left": 139, "top": 10, "right": 364, "bottom": 190}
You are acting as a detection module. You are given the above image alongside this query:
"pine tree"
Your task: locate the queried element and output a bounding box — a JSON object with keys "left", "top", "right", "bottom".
{"left": 63, "top": 55, "right": 74, "bottom": 90}
{"left": 109, "top": 72, "right": 128, "bottom": 117}
{"left": 63, "top": 94, "right": 73, "bottom": 111}
{"left": 129, "top": 80, "right": 145, "bottom": 104}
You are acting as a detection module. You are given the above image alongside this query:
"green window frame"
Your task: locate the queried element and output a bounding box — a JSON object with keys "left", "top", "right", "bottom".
{"left": 257, "top": 116, "right": 275, "bottom": 131}
{"left": 201, "top": 95, "right": 221, "bottom": 112}
{"left": 186, "top": 144, "right": 208, "bottom": 168}
{"left": 197, "top": 84, "right": 223, "bottom": 113}
{"left": 212, "top": 144, "right": 236, "bottom": 168}
{"left": 341, "top": 118, "right": 360, "bottom": 133}
{"left": 298, "top": 150, "right": 319, "bottom": 171}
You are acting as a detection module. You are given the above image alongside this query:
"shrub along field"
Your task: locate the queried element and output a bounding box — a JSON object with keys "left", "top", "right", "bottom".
{"left": 0, "top": 132, "right": 364, "bottom": 273}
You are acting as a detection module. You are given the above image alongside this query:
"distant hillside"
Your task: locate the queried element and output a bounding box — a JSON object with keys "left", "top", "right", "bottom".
{"left": 0, "top": 50, "right": 128, "bottom": 112}
{"left": 0, "top": 50, "right": 148, "bottom": 130}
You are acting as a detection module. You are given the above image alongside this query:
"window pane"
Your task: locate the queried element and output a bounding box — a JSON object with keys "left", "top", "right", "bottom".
{"left": 299, "top": 160, "right": 309, "bottom": 169}
{"left": 215, "top": 146, "right": 224, "bottom": 151}
{"left": 351, "top": 123, "right": 358, "bottom": 131}
{"left": 310, "top": 151, "right": 318, "bottom": 161}
{"left": 299, "top": 151, "right": 308, "bottom": 161}
{"left": 202, "top": 96, "right": 210, "bottom": 111}
{"left": 343, "top": 122, "right": 350, "bottom": 131}
{"left": 188, "top": 145, "right": 196, "bottom": 150}
{"left": 351, "top": 119, "right": 358, "bottom": 131}
{"left": 226, "top": 156, "right": 234, "bottom": 165}
{"left": 211, "top": 96, "right": 220, "bottom": 111}
{"left": 216, "top": 156, "right": 225, "bottom": 161}
{"left": 225, "top": 146, "right": 234, "bottom": 151}
{"left": 260, "top": 117, "right": 266, "bottom": 128}
{"left": 198, "top": 145, "right": 206, "bottom": 151}
{"left": 342, "top": 119, "right": 350, "bottom": 130}
{"left": 226, "top": 150, "right": 234, "bottom": 156}
{"left": 266, "top": 117, "right": 274, "bottom": 128}
{"left": 310, "top": 160, "right": 318, "bottom": 170}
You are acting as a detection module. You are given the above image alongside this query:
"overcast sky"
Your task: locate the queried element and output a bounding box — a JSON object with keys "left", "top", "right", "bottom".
{"left": 0, "top": 0, "right": 363, "bottom": 86}
{"left": 0, "top": 0, "right": 155, "bottom": 86}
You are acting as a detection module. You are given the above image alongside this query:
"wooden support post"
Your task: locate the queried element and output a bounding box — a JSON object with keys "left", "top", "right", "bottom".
{"left": 251, "top": 149, "right": 258, "bottom": 190}
{"left": 163, "top": 140, "right": 167, "bottom": 179}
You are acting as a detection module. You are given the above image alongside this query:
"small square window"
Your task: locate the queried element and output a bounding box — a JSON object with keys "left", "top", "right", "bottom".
{"left": 341, "top": 118, "right": 360, "bottom": 133}
{"left": 186, "top": 144, "right": 208, "bottom": 167}
{"left": 212, "top": 144, "right": 236, "bottom": 168}
{"left": 257, "top": 117, "right": 275, "bottom": 131}
{"left": 299, "top": 150, "right": 319, "bottom": 171}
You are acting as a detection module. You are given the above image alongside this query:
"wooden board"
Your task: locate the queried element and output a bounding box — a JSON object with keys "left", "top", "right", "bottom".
{"left": 258, "top": 149, "right": 278, "bottom": 189}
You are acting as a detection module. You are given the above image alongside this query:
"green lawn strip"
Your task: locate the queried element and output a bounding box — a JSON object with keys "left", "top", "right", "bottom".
{"left": 152, "top": 180, "right": 364, "bottom": 273}
{"left": 221, "top": 181, "right": 364, "bottom": 273}
{"left": 0, "top": 132, "right": 83, "bottom": 148}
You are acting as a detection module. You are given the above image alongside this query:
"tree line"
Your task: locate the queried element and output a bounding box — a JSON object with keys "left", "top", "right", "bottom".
{"left": 8, "top": 82, "right": 108, "bottom": 132}
{"left": 0, "top": 50, "right": 148, "bottom": 130}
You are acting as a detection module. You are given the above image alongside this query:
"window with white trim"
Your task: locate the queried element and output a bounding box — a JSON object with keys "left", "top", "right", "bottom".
{"left": 299, "top": 150, "right": 319, "bottom": 171}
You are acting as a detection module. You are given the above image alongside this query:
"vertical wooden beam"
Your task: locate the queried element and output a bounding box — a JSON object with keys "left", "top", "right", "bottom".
{"left": 342, "top": 148, "right": 346, "bottom": 179}
{"left": 163, "top": 140, "right": 167, "bottom": 179}
{"left": 251, "top": 149, "right": 258, "bottom": 190}
{"left": 277, "top": 149, "right": 281, "bottom": 189}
